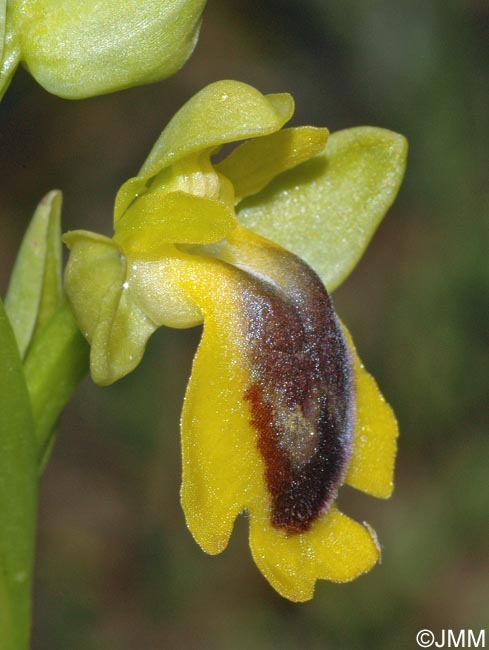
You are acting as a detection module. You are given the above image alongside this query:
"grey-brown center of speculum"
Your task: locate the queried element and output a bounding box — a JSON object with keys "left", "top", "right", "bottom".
{"left": 275, "top": 403, "right": 321, "bottom": 468}
{"left": 240, "top": 249, "right": 354, "bottom": 534}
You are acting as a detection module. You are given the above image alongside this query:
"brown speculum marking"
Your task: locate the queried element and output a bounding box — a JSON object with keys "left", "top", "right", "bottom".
{"left": 241, "top": 249, "right": 354, "bottom": 534}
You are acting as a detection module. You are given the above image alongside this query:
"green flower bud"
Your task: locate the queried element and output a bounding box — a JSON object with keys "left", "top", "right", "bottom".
{"left": 1, "top": 0, "right": 206, "bottom": 100}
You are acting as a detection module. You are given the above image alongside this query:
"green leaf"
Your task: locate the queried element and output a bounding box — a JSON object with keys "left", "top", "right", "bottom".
{"left": 237, "top": 127, "right": 408, "bottom": 292}
{"left": 35, "top": 194, "right": 63, "bottom": 331}
{"left": 4, "top": 191, "right": 63, "bottom": 359}
{"left": 0, "top": 299, "right": 37, "bottom": 650}
{"left": 23, "top": 302, "right": 89, "bottom": 464}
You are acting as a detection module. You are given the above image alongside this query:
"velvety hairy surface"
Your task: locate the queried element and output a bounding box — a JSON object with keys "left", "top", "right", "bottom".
{"left": 241, "top": 252, "right": 354, "bottom": 533}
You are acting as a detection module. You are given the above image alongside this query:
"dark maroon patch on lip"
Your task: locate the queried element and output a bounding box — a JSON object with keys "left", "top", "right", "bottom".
{"left": 241, "top": 248, "right": 354, "bottom": 535}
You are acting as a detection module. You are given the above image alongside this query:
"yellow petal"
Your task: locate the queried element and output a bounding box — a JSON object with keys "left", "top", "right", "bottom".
{"left": 343, "top": 326, "right": 399, "bottom": 498}
{"left": 216, "top": 126, "right": 329, "bottom": 203}
{"left": 249, "top": 506, "right": 379, "bottom": 602}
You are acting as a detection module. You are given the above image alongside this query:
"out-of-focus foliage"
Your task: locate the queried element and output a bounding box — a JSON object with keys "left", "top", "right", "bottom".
{"left": 0, "top": 0, "right": 487, "bottom": 648}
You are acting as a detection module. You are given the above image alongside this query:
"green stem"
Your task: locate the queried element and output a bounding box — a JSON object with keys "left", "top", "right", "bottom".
{"left": 0, "top": 300, "right": 37, "bottom": 650}
{"left": 0, "top": 563, "right": 15, "bottom": 650}
{"left": 1, "top": 289, "right": 89, "bottom": 649}
{"left": 23, "top": 301, "right": 89, "bottom": 467}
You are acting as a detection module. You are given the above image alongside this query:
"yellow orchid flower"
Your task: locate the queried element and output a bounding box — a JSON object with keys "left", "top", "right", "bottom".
{"left": 64, "top": 80, "right": 407, "bottom": 602}
{"left": 0, "top": 0, "right": 206, "bottom": 99}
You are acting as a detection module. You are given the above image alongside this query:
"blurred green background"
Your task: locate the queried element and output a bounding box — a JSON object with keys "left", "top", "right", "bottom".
{"left": 1, "top": 1, "right": 488, "bottom": 648}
